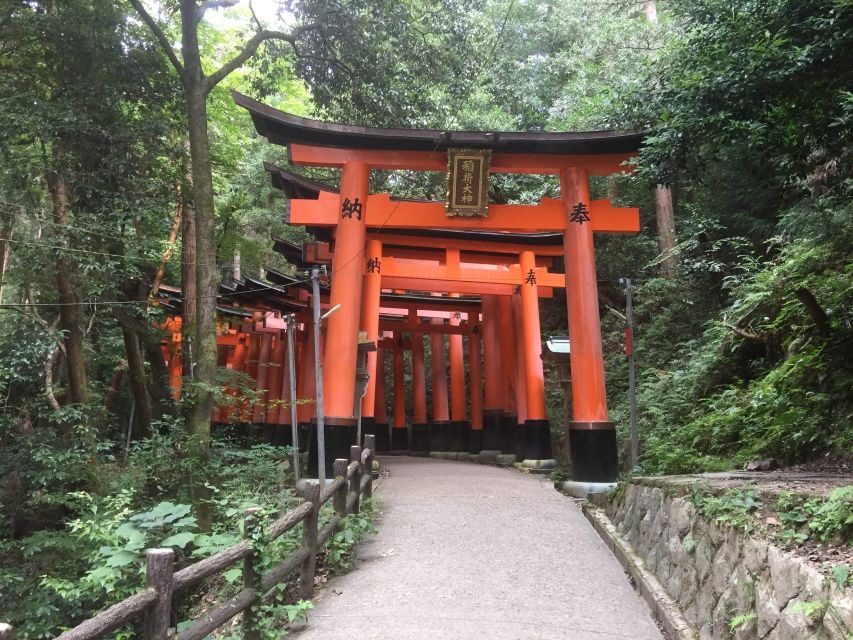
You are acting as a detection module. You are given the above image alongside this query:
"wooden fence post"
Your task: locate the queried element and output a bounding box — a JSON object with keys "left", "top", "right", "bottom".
{"left": 145, "top": 548, "right": 174, "bottom": 640}
{"left": 363, "top": 434, "right": 375, "bottom": 501}
{"left": 0, "top": 623, "right": 13, "bottom": 640}
{"left": 242, "top": 507, "right": 262, "bottom": 640}
{"left": 297, "top": 482, "right": 320, "bottom": 600}
{"left": 333, "top": 458, "right": 348, "bottom": 515}
{"left": 349, "top": 445, "right": 362, "bottom": 514}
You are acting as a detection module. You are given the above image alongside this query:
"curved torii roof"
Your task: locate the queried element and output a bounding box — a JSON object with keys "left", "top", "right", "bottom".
{"left": 235, "top": 92, "right": 642, "bottom": 155}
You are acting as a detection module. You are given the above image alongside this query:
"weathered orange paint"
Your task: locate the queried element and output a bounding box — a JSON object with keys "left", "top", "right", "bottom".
{"left": 519, "top": 251, "right": 547, "bottom": 421}
{"left": 253, "top": 332, "right": 273, "bottom": 423}
{"left": 562, "top": 167, "right": 609, "bottom": 422}
{"left": 293, "top": 191, "right": 639, "bottom": 233}
{"left": 379, "top": 319, "right": 471, "bottom": 335}
{"left": 498, "top": 295, "right": 517, "bottom": 414}
{"left": 468, "top": 318, "right": 484, "bottom": 430}
{"left": 448, "top": 292, "right": 466, "bottom": 422}
{"left": 380, "top": 276, "right": 554, "bottom": 297}
{"left": 277, "top": 331, "right": 294, "bottom": 426}
{"left": 267, "top": 333, "right": 285, "bottom": 424}
{"left": 323, "top": 161, "right": 369, "bottom": 419}
{"left": 430, "top": 320, "right": 449, "bottom": 422}
{"left": 481, "top": 295, "right": 503, "bottom": 411}
{"left": 511, "top": 294, "right": 528, "bottom": 424}
{"left": 379, "top": 245, "right": 556, "bottom": 266}
{"left": 368, "top": 233, "right": 564, "bottom": 257}
{"left": 411, "top": 322, "right": 428, "bottom": 425}
{"left": 392, "top": 339, "right": 407, "bottom": 429}
{"left": 376, "top": 256, "right": 565, "bottom": 288}
{"left": 296, "top": 324, "right": 316, "bottom": 424}
{"left": 374, "top": 348, "right": 388, "bottom": 424}
{"left": 289, "top": 143, "right": 634, "bottom": 176}
{"left": 360, "top": 238, "right": 383, "bottom": 419}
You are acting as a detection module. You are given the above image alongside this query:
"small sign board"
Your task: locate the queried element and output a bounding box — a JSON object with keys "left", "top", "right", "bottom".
{"left": 446, "top": 148, "right": 491, "bottom": 217}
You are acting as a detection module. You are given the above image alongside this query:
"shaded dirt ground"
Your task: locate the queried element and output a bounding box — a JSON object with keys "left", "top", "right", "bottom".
{"left": 291, "top": 456, "right": 664, "bottom": 640}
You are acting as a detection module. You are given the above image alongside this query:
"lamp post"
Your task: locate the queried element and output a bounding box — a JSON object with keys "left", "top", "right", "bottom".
{"left": 285, "top": 313, "right": 300, "bottom": 481}
{"left": 621, "top": 277, "right": 638, "bottom": 470}
{"left": 312, "top": 265, "right": 342, "bottom": 489}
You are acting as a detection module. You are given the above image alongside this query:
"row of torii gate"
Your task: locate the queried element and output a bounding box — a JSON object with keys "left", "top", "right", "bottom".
{"left": 163, "top": 94, "right": 644, "bottom": 485}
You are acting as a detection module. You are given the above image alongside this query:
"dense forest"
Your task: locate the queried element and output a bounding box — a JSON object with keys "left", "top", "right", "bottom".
{"left": 1, "top": 0, "right": 851, "bottom": 636}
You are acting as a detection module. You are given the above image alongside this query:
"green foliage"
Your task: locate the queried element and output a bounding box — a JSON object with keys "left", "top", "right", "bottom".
{"left": 689, "top": 486, "right": 761, "bottom": 534}
{"left": 774, "top": 488, "right": 853, "bottom": 546}
{"left": 728, "top": 612, "right": 756, "bottom": 633}
{"left": 831, "top": 564, "right": 851, "bottom": 591}
{"left": 323, "top": 499, "right": 378, "bottom": 572}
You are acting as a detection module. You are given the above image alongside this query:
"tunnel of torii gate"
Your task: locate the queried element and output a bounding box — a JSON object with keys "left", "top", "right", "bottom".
{"left": 205, "top": 93, "right": 642, "bottom": 484}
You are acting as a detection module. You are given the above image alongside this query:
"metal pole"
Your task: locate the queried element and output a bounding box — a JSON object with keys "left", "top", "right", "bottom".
{"left": 311, "top": 267, "right": 326, "bottom": 489}
{"left": 624, "top": 277, "right": 638, "bottom": 469}
{"left": 286, "top": 314, "right": 300, "bottom": 482}
{"left": 124, "top": 398, "right": 136, "bottom": 463}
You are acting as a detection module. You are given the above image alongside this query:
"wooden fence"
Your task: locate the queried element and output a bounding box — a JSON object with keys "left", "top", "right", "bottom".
{"left": 2, "top": 436, "right": 377, "bottom": 640}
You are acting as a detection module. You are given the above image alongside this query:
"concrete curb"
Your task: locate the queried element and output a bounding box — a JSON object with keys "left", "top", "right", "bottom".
{"left": 581, "top": 504, "right": 698, "bottom": 640}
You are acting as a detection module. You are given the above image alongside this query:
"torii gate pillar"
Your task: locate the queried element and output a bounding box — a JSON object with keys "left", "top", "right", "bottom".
{"left": 318, "top": 161, "right": 368, "bottom": 473}
{"left": 518, "top": 250, "right": 555, "bottom": 468}
{"left": 467, "top": 319, "right": 484, "bottom": 454}
{"left": 429, "top": 323, "right": 451, "bottom": 452}
{"left": 374, "top": 347, "right": 390, "bottom": 452}
{"left": 561, "top": 167, "right": 618, "bottom": 483}
{"left": 391, "top": 336, "right": 408, "bottom": 452}
{"left": 411, "top": 327, "right": 429, "bottom": 453}
{"left": 481, "top": 295, "right": 503, "bottom": 454}
{"left": 359, "top": 238, "right": 383, "bottom": 444}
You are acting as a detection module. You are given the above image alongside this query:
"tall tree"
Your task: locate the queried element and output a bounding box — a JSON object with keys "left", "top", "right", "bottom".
{"left": 127, "top": 0, "right": 319, "bottom": 462}
{"left": 644, "top": 1, "right": 680, "bottom": 276}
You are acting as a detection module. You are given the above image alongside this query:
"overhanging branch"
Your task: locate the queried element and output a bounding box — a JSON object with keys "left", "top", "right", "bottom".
{"left": 198, "top": 0, "right": 239, "bottom": 13}
{"left": 205, "top": 23, "right": 321, "bottom": 92}
{"left": 129, "top": 0, "right": 185, "bottom": 77}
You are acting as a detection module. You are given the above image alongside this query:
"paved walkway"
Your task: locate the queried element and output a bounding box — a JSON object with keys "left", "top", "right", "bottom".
{"left": 293, "top": 456, "right": 663, "bottom": 640}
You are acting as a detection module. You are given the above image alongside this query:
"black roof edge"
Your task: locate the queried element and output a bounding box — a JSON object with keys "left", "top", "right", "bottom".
{"left": 236, "top": 92, "right": 643, "bottom": 155}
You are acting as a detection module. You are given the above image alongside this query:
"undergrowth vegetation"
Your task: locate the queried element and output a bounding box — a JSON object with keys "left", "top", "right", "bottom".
{"left": 688, "top": 485, "right": 853, "bottom": 549}
{"left": 0, "top": 421, "right": 377, "bottom": 640}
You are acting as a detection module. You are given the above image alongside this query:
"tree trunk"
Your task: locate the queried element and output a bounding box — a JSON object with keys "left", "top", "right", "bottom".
{"left": 0, "top": 207, "right": 14, "bottom": 306}
{"left": 180, "top": 1, "right": 218, "bottom": 528}
{"left": 121, "top": 326, "right": 153, "bottom": 439}
{"left": 181, "top": 153, "right": 197, "bottom": 388}
{"left": 644, "top": 0, "right": 658, "bottom": 22}
{"left": 654, "top": 184, "right": 679, "bottom": 277}
{"left": 104, "top": 365, "right": 125, "bottom": 413}
{"left": 183, "top": 79, "right": 218, "bottom": 459}
{"left": 795, "top": 287, "right": 831, "bottom": 337}
{"left": 47, "top": 143, "right": 89, "bottom": 404}
{"left": 184, "top": 88, "right": 219, "bottom": 454}
{"left": 141, "top": 332, "right": 173, "bottom": 417}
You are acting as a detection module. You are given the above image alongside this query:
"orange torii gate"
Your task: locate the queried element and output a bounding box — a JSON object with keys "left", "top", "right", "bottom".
{"left": 238, "top": 93, "right": 641, "bottom": 485}
{"left": 268, "top": 173, "right": 565, "bottom": 463}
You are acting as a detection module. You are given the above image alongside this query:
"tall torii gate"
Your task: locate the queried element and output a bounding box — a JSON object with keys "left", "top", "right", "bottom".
{"left": 237, "top": 92, "right": 642, "bottom": 484}
{"left": 267, "top": 167, "right": 565, "bottom": 464}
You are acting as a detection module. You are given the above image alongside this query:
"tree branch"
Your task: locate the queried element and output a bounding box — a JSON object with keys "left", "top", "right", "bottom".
{"left": 128, "top": 0, "right": 185, "bottom": 78}
{"left": 721, "top": 315, "right": 766, "bottom": 342}
{"left": 198, "top": 0, "right": 239, "bottom": 13}
{"left": 795, "top": 287, "right": 831, "bottom": 337}
{"left": 206, "top": 23, "right": 320, "bottom": 91}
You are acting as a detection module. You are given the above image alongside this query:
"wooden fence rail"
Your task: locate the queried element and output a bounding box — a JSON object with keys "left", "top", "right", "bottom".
{"left": 1, "top": 436, "right": 377, "bottom": 640}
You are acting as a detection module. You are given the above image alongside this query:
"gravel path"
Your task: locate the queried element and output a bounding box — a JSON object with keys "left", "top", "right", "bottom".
{"left": 292, "top": 456, "right": 663, "bottom": 640}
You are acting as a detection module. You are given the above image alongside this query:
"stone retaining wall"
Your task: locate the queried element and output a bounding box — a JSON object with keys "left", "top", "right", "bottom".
{"left": 605, "top": 479, "right": 852, "bottom": 640}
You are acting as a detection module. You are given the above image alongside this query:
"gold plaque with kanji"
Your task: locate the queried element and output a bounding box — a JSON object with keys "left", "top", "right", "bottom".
{"left": 446, "top": 148, "right": 491, "bottom": 217}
